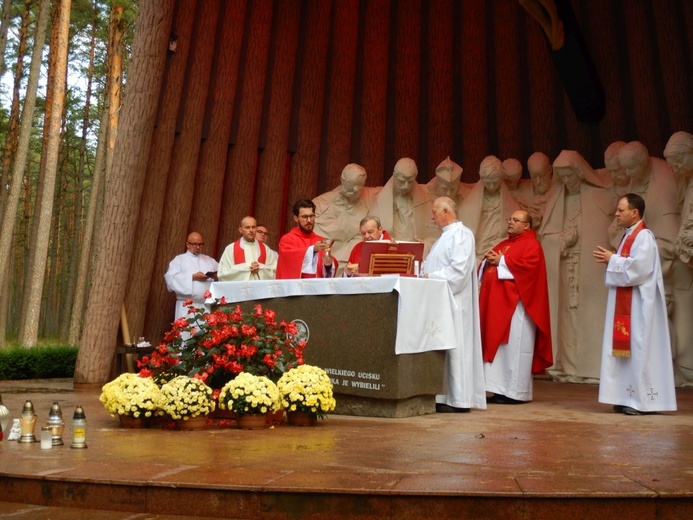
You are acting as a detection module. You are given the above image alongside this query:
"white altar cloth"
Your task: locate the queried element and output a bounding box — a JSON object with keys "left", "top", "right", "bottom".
{"left": 210, "top": 277, "right": 457, "bottom": 355}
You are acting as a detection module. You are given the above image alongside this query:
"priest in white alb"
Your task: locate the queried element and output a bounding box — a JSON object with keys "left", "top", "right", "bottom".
{"left": 218, "top": 216, "right": 278, "bottom": 281}
{"left": 421, "top": 196, "right": 486, "bottom": 412}
{"left": 593, "top": 193, "right": 677, "bottom": 415}
{"left": 164, "top": 231, "right": 218, "bottom": 320}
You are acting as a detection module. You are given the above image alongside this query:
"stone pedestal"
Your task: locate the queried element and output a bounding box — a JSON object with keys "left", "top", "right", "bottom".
{"left": 235, "top": 291, "right": 445, "bottom": 417}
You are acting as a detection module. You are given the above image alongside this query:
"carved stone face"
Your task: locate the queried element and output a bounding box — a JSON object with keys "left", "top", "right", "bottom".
{"left": 530, "top": 169, "right": 552, "bottom": 195}
{"left": 620, "top": 153, "right": 648, "bottom": 182}
{"left": 435, "top": 177, "right": 459, "bottom": 198}
{"left": 393, "top": 169, "right": 417, "bottom": 197}
{"left": 605, "top": 157, "right": 629, "bottom": 186}
{"left": 339, "top": 175, "right": 366, "bottom": 204}
{"left": 557, "top": 167, "right": 581, "bottom": 194}
{"left": 666, "top": 152, "right": 693, "bottom": 180}
{"left": 480, "top": 170, "right": 503, "bottom": 193}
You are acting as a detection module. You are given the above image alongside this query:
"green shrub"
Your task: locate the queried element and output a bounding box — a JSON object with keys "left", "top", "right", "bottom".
{"left": 0, "top": 345, "right": 78, "bottom": 380}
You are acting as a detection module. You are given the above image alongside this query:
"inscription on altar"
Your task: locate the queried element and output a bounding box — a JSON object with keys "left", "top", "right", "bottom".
{"left": 325, "top": 367, "right": 383, "bottom": 392}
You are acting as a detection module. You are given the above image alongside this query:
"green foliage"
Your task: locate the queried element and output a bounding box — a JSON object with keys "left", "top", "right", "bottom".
{"left": 0, "top": 344, "right": 78, "bottom": 380}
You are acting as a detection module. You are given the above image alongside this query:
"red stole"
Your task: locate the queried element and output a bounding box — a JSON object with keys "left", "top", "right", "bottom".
{"left": 612, "top": 221, "right": 647, "bottom": 358}
{"left": 233, "top": 239, "right": 267, "bottom": 264}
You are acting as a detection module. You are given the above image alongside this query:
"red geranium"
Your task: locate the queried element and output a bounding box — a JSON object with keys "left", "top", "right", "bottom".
{"left": 138, "top": 300, "right": 306, "bottom": 388}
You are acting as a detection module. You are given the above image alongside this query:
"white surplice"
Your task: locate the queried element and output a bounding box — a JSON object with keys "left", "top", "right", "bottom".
{"left": 164, "top": 251, "right": 219, "bottom": 320}
{"left": 422, "top": 221, "right": 486, "bottom": 410}
{"left": 217, "top": 238, "right": 278, "bottom": 281}
{"left": 598, "top": 222, "right": 677, "bottom": 412}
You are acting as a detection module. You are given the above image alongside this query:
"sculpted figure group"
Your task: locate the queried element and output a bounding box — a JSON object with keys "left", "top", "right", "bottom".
{"left": 164, "top": 131, "right": 693, "bottom": 405}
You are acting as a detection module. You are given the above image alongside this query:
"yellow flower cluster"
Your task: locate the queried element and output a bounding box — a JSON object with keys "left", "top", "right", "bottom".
{"left": 158, "top": 376, "right": 216, "bottom": 420}
{"left": 218, "top": 372, "right": 281, "bottom": 417}
{"left": 277, "top": 365, "right": 336, "bottom": 418}
{"left": 99, "top": 373, "right": 161, "bottom": 418}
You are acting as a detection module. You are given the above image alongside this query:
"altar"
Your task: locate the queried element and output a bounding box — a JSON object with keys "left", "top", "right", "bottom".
{"left": 210, "top": 277, "right": 457, "bottom": 417}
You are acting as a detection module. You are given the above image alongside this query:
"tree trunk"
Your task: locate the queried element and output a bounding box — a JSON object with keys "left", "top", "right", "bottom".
{"left": 0, "top": 0, "right": 14, "bottom": 76}
{"left": 105, "top": 4, "right": 124, "bottom": 181}
{"left": 143, "top": 0, "right": 218, "bottom": 343}
{"left": 17, "top": 0, "right": 61, "bottom": 337}
{"left": 60, "top": 17, "right": 96, "bottom": 340}
{"left": 17, "top": 0, "right": 71, "bottom": 348}
{"left": 68, "top": 110, "right": 107, "bottom": 346}
{"left": 0, "top": 0, "right": 50, "bottom": 346}
{"left": 124, "top": 0, "right": 197, "bottom": 341}
{"left": 75, "top": 1, "right": 173, "bottom": 383}
{"left": 0, "top": 0, "right": 31, "bottom": 221}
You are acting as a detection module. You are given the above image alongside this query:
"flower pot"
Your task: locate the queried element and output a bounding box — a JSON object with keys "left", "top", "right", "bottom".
{"left": 236, "top": 413, "right": 268, "bottom": 430}
{"left": 214, "top": 408, "right": 237, "bottom": 420}
{"left": 287, "top": 411, "right": 318, "bottom": 426}
{"left": 265, "top": 408, "right": 285, "bottom": 426}
{"left": 118, "top": 414, "right": 151, "bottom": 428}
{"left": 174, "top": 414, "right": 209, "bottom": 430}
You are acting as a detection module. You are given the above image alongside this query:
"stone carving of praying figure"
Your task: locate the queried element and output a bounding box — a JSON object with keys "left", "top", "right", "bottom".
{"left": 600, "top": 141, "right": 630, "bottom": 200}
{"left": 426, "top": 156, "right": 471, "bottom": 217}
{"left": 526, "top": 152, "right": 557, "bottom": 230}
{"left": 538, "top": 150, "right": 615, "bottom": 382}
{"left": 502, "top": 157, "right": 533, "bottom": 210}
{"left": 458, "top": 155, "right": 520, "bottom": 263}
{"left": 620, "top": 141, "right": 686, "bottom": 372}
{"left": 662, "top": 132, "right": 693, "bottom": 386}
{"left": 371, "top": 157, "right": 438, "bottom": 253}
{"left": 313, "top": 163, "right": 380, "bottom": 275}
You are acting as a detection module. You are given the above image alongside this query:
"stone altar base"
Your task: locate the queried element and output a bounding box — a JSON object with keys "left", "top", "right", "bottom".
{"left": 334, "top": 394, "right": 435, "bottom": 418}
{"left": 234, "top": 291, "right": 446, "bottom": 417}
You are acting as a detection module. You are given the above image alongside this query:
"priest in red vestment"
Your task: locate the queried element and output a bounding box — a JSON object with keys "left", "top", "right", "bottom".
{"left": 344, "top": 216, "right": 392, "bottom": 276}
{"left": 276, "top": 199, "right": 338, "bottom": 279}
{"left": 478, "top": 209, "right": 553, "bottom": 403}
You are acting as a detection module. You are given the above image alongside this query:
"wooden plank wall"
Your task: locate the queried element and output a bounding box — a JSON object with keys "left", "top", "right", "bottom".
{"left": 131, "top": 0, "right": 693, "bottom": 340}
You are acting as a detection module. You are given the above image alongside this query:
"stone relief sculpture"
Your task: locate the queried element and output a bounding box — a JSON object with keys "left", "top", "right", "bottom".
{"left": 458, "top": 155, "right": 520, "bottom": 263}
{"left": 623, "top": 135, "right": 693, "bottom": 388}
{"left": 526, "top": 152, "right": 557, "bottom": 230}
{"left": 600, "top": 141, "right": 629, "bottom": 199}
{"left": 664, "top": 131, "right": 693, "bottom": 386}
{"left": 502, "top": 157, "right": 533, "bottom": 210}
{"left": 371, "top": 157, "right": 438, "bottom": 253}
{"left": 426, "top": 156, "right": 471, "bottom": 218}
{"left": 538, "top": 150, "right": 615, "bottom": 382}
{"left": 313, "top": 164, "right": 380, "bottom": 275}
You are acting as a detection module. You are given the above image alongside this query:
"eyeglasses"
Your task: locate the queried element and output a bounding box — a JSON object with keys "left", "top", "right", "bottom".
{"left": 507, "top": 218, "right": 528, "bottom": 224}
{"left": 298, "top": 215, "right": 316, "bottom": 220}
{"left": 187, "top": 241, "right": 204, "bottom": 246}
{"left": 256, "top": 230, "right": 269, "bottom": 236}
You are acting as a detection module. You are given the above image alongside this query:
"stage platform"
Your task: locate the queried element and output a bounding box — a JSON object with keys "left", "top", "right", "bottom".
{"left": 0, "top": 378, "right": 692, "bottom": 519}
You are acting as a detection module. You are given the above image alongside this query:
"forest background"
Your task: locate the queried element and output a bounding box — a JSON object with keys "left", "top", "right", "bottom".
{"left": 0, "top": 0, "right": 135, "bottom": 349}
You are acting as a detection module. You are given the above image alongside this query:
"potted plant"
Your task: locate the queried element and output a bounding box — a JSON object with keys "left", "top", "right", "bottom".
{"left": 99, "top": 373, "right": 161, "bottom": 428}
{"left": 218, "top": 372, "right": 281, "bottom": 429}
{"left": 138, "top": 297, "right": 306, "bottom": 395}
{"left": 158, "top": 375, "right": 216, "bottom": 430}
{"left": 277, "top": 365, "right": 336, "bottom": 426}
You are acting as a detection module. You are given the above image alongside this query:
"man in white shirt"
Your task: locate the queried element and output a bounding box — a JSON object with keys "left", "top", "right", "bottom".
{"left": 218, "top": 216, "right": 278, "bottom": 281}
{"left": 593, "top": 194, "right": 677, "bottom": 415}
{"left": 164, "top": 232, "right": 218, "bottom": 320}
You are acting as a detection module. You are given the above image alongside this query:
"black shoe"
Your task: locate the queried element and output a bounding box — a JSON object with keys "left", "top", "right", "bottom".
{"left": 613, "top": 405, "right": 625, "bottom": 413}
{"left": 436, "top": 403, "right": 471, "bottom": 413}
{"left": 487, "top": 394, "right": 524, "bottom": 405}
{"left": 622, "top": 406, "right": 645, "bottom": 415}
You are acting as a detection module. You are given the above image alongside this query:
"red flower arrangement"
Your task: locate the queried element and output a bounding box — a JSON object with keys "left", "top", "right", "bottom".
{"left": 138, "top": 294, "right": 306, "bottom": 395}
